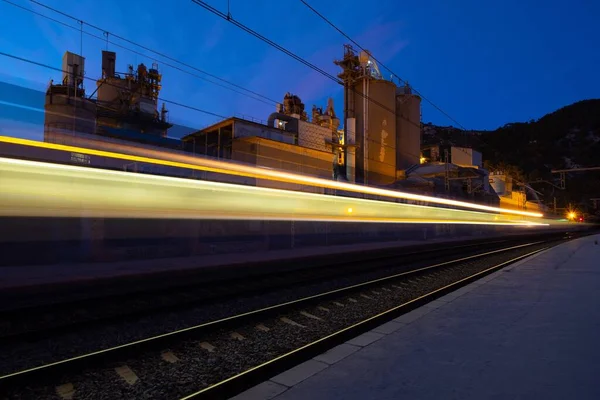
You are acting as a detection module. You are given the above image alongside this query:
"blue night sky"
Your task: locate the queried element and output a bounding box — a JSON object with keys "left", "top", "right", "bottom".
{"left": 0, "top": 0, "right": 599, "bottom": 141}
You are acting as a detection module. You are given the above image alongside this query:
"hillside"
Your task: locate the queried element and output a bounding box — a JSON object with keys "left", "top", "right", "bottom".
{"left": 422, "top": 99, "right": 600, "bottom": 214}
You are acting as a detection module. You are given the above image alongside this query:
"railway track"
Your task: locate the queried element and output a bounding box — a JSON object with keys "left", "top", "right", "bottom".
{"left": 0, "top": 234, "right": 580, "bottom": 341}
{"left": 0, "top": 234, "right": 557, "bottom": 341}
{"left": 0, "top": 234, "right": 576, "bottom": 400}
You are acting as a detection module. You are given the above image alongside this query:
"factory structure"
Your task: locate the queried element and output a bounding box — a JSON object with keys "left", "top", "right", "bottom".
{"left": 44, "top": 50, "right": 181, "bottom": 151}
{"left": 0, "top": 45, "right": 553, "bottom": 265}
{"left": 36, "top": 46, "right": 547, "bottom": 212}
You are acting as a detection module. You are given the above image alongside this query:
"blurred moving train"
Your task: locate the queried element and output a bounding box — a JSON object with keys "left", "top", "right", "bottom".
{"left": 0, "top": 135, "right": 589, "bottom": 267}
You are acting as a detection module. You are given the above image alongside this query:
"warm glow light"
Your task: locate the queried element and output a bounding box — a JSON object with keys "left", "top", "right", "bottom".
{"left": 567, "top": 212, "right": 576, "bottom": 220}
{"left": 0, "top": 136, "right": 544, "bottom": 218}
{"left": 0, "top": 156, "right": 557, "bottom": 227}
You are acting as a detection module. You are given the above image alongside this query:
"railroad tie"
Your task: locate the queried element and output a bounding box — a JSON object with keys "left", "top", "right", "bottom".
{"left": 255, "top": 324, "right": 270, "bottom": 332}
{"left": 300, "top": 311, "right": 323, "bottom": 321}
{"left": 200, "top": 342, "right": 216, "bottom": 352}
{"left": 55, "top": 383, "right": 75, "bottom": 400}
{"left": 281, "top": 317, "right": 305, "bottom": 328}
{"left": 115, "top": 365, "right": 139, "bottom": 385}
{"left": 161, "top": 351, "right": 179, "bottom": 364}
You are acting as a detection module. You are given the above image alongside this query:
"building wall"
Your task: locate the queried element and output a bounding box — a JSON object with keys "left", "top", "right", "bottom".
{"left": 234, "top": 120, "right": 296, "bottom": 144}
{"left": 97, "top": 76, "right": 128, "bottom": 107}
{"left": 297, "top": 120, "right": 332, "bottom": 153}
{"left": 232, "top": 136, "right": 333, "bottom": 193}
{"left": 396, "top": 94, "right": 421, "bottom": 169}
{"left": 351, "top": 78, "right": 397, "bottom": 186}
{"left": 451, "top": 147, "right": 483, "bottom": 168}
{"left": 44, "top": 92, "right": 97, "bottom": 141}
{"left": 489, "top": 173, "right": 510, "bottom": 195}
{"left": 499, "top": 191, "right": 526, "bottom": 210}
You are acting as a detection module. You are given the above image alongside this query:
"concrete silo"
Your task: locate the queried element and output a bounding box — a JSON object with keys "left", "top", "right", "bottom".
{"left": 395, "top": 83, "right": 421, "bottom": 170}
{"left": 347, "top": 50, "right": 397, "bottom": 186}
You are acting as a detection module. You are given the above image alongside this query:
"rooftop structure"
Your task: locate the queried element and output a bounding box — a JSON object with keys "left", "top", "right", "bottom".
{"left": 44, "top": 50, "right": 178, "bottom": 151}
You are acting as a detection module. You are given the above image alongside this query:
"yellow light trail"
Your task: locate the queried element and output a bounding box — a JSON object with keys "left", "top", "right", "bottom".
{"left": 0, "top": 135, "right": 544, "bottom": 218}
{"left": 0, "top": 156, "right": 556, "bottom": 226}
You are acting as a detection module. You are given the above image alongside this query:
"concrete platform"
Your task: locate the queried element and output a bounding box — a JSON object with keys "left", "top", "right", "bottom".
{"left": 232, "top": 234, "right": 600, "bottom": 400}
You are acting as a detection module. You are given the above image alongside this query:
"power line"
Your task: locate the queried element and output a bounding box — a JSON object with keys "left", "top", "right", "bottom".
{"left": 191, "top": 0, "right": 485, "bottom": 189}
{"left": 6, "top": 0, "right": 419, "bottom": 137}
{"left": 0, "top": 51, "right": 228, "bottom": 119}
{"left": 10, "top": 0, "right": 279, "bottom": 106}
{"left": 19, "top": 0, "right": 425, "bottom": 135}
{"left": 190, "top": 0, "right": 342, "bottom": 84}
{"left": 1, "top": 0, "right": 275, "bottom": 107}
{"left": 190, "top": 0, "right": 426, "bottom": 134}
{"left": 298, "top": 0, "right": 468, "bottom": 131}
{"left": 9, "top": 0, "right": 450, "bottom": 151}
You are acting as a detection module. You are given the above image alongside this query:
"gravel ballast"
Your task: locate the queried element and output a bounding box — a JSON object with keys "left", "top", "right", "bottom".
{"left": 3, "top": 243, "right": 551, "bottom": 400}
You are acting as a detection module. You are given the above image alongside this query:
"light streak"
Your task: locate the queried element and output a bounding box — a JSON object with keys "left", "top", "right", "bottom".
{"left": 0, "top": 135, "right": 544, "bottom": 218}
{"left": 0, "top": 156, "right": 557, "bottom": 226}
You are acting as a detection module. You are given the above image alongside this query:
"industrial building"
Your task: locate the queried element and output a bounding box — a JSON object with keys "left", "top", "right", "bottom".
{"left": 182, "top": 45, "right": 427, "bottom": 195}
{"left": 334, "top": 45, "right": 422, "bottom": 186}
{"left": 399, "top": 143, "right": 494, "bottom": 203}
{"left": 182, "top": 93, "right": 345, "bottom": 193}
{"left": 489, "top": 172, "right": 546, "bottom": 213}
{"left": 416, "top": 143, "right": 546, "bottom": 212}
{"left": 38, "top": 46, "right": 507, "bottom": 208}
{"left": 44, "top": 50, "right": 182, "bottom": 151}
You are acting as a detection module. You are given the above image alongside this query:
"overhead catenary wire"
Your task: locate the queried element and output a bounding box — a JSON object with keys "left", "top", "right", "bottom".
{"left": 297, "top": 0, "right": 468, "bottom": 131}
{"left": 4, "top": 0, "right": 418, "bottom": 140}
{"left": 190, "top": 0, "right": 426, "bottom": 134}
{"left": 190, "top": 0, "right": 342, "bottom": 84}
{"left": 11, "top": 0, "right": 464, "bottom": 161}
{"left": 2, "top": 0, "right": 279, "bottom": 106}
{"left": 11, "top": 0, "right": 424, "bottom": 134}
